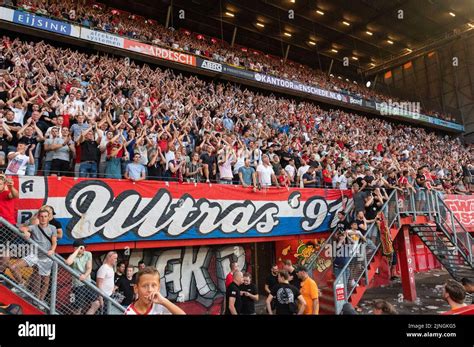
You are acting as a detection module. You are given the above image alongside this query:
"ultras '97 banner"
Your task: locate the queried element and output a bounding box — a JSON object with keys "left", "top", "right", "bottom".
{"left": 14, "top": 177, "right": 352, "bottom": 245}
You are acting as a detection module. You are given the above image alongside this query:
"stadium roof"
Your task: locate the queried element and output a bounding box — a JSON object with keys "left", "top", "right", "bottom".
{"left": 102, "top": 0, "right": 474, "bottom": 80}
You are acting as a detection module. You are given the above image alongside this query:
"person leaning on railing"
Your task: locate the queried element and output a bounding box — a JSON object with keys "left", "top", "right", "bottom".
{"left": 332, "top": 230, "right": 351, "bottom": 290}
{"left": 65, "top": 240, "right": 101, "bottom": 315}
{"left": 10, "top": 208, "right": 57, "bottom": 302}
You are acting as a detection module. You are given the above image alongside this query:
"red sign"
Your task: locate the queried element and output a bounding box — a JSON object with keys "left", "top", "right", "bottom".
{"left": 123, "top": 39, "right": 196, "bottom": 66}
{"left": 444, "top": 194, "right": 474, "bottom": 231}
{"left": 335, "top": 284, "right": 345, "bottom": 301}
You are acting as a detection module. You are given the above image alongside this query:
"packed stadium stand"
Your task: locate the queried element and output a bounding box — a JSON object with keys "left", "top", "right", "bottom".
{"left": 0, "top": 0, "right": 473, "bottom": 322}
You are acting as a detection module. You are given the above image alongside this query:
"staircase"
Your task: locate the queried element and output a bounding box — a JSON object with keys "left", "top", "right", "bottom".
{"left": 412, "top": 224, "right": 474, "bottom": 280}
{"left": 320, "top": 190, "right": 401, "bottom": 314}
{"left": 0, "top": 217, "right": 124, "bottom": 315}
{"left": 325, "top": 189, "right": 474, "bottom": 314}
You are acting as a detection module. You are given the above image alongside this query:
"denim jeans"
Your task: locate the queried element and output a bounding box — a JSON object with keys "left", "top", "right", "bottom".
{"left": 26, "top": 164, "right": 36, "bottom": 176}
{"left": 79, "top": 162, "right": 98, "bottom": 178}
{"left": 43, "top": 161, "right": 52, "bottom": 176}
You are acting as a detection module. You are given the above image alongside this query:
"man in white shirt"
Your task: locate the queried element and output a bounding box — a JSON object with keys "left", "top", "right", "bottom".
{"left": 96, "top": 251, "right": 118, "bottom": 309}
{"left": 257, "top": 155, "right": 279, "bottom": 188}
{"left": 332, "top": 170, "right": 349, "bottom": 190}
{"left": 218, "top": 147, "right": 235, "bottom": 184}
{"left": 284, "top": 158, "right": 296, "bottom": 185}
{"left": 7, "top": 95, "right": 27, "bottom": 125}
{"left": 339, "top": 171, "right": 349, "bottom": 190}
{"left": 5, "top": 141, "right": 34, "bottom": 176}
{"left": 296, "top": 159, "right": 310, "bottom": 187}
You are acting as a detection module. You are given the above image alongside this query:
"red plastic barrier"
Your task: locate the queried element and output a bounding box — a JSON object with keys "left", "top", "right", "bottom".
{"left": 0, "top": 284, "right": 44, "bottom": 315}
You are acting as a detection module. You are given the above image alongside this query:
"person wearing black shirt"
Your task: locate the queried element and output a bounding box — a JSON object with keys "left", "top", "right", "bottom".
{"left": 283, "top": 259, "right": 301, "bottom": 289}
{"left": 225, "top": 271, "right": 243, "bottom": 315}
{"left": 116, "top": 266, "right": 135, "bottom": 306}
{"left": 302, "top": 166, "right": 319, "bottom": 188}
{"left": 147, "top": 148, "right": 166, "bottom": 180}
{"left": 131, "top": 260, "right": 146, "bottom": 284}
{"left": 200, "top": 145, "right": 216, "bottom": 183}
{"left": 355, "top": 210, "right": 368, "bottom": 234}
{"left": 114, "top": 261, "right": 126, "bottom": 285}
{"left": 334, "top": 211, "right": 350, "bottom": 233}
{"left": 4, "top": 109, "right": 22, "bottom": 153}
{"left": 333, "top": 231, "right": 351, "bottom": 288}
{"left": 266, "top": 270, "right": 305, "bottom": 315}
{"left": 0, "top": 121, "right": 13, "bottom": 170}
{"left": 264, "top": 264, "right": 279, "bottom": 313}
{"left": 265, "top": 264, "right": 279, "bottom": 295}
{"left": 78, "top": 125, "right": 101, "bottom": 178}
{"left": 354, "top": 211, "right": 377, "bottom": 251}
{"left": 276, "top": 145, "right": 292, "bottom": 168}
{"left": 239, "top": 272, "right": 259, "bottom": 315}
{"left": 364, "top": 194, "right": 379, "bottom": 222}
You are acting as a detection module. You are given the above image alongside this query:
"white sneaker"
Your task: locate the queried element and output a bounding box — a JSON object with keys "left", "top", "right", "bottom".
{"left": 351, "top": 279, "right": 359, "bottom": 287}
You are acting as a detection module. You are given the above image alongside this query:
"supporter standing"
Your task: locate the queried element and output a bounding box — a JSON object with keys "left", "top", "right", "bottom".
{"left": 65, "top": 240, "right": 101, "bottom": 315}
{"left": 265, "top": 270, "right": 305, "bottom": 315}
{"left": 239, "top": 272, "right": 259, "bottom": 315}
{"left": 11, "top": 209, "right": 57, "bottom": 301}
{"left": 296, "top": 266, "right": 319, "bottom": 315}
{"left": 225, "top": 270, "right": 243, "bottom": 315}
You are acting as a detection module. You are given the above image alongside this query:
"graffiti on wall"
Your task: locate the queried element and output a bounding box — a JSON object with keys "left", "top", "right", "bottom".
{"left": 275, "top": 235, "right": 332, "bottom": 287}
{"left": 92, "top": 244, "right": 251, "bottom": 314}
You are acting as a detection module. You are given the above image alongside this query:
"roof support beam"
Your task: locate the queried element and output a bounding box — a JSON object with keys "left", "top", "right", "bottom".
{"left": 231, "top": 26, "right": 238, "bottom": 47}
{"left": 283, "top": 44, "right": 290, "bottom": 62}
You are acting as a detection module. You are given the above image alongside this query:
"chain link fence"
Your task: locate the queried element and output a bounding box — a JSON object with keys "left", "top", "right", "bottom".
{"left": 0, "top": 217, "right": 124, "bottom": 315}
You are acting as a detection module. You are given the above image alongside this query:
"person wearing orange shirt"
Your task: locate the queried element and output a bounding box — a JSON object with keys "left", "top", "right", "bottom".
{"left": 296, "top": 266, "right": 319, "bottom": 315}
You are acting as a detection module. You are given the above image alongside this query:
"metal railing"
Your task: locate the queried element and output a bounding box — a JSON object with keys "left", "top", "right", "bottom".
{"left": 330, "top": 187, "right": 472, "bottom": 313}
{"left": 332, "top": 190, "right": 399, "bottom": 314}
{"left": 432, "top": 193, "right": 473, "bottom": 264}
{"left": 399, "top": 188, "right": 473, "bottom": 264}
{"left": 0, "top": 217, "right": 124, "bottom": 315}
{"left": 308, "top": 199, "right": 354, "bottom": 286}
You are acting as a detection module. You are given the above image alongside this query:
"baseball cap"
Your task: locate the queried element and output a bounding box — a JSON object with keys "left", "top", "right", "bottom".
{"left": 72, "top": 240, "right": 85, "bottom": 248}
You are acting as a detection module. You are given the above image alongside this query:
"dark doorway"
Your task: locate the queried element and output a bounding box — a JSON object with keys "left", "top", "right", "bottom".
{"left": 252, "top": 242, "right": 276, "bottom": 295}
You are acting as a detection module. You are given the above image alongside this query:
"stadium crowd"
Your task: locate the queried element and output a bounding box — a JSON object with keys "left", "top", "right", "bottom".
{"left": 0, "top": 36, "right": 472, "bottom": 194}
{"left": 2, "top": 0, "right": 461, "bottom": 123}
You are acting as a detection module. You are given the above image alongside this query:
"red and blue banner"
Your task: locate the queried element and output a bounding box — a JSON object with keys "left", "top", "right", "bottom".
{"left": 13, "top": 177, "right": 352, "bottom": 245}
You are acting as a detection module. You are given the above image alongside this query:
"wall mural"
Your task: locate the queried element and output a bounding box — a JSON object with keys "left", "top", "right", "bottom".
{"left": 91, "top": 244, "right": 251, "bottom": 314}
{"left": 275, "top": 235, "right": 332, "bottom": 287}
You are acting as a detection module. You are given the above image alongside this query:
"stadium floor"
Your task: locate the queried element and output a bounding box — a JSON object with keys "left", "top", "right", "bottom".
{"left": 358, "top": 269, "right": 452, "bottom": 314}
